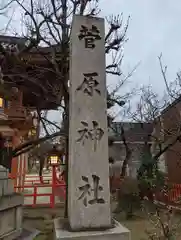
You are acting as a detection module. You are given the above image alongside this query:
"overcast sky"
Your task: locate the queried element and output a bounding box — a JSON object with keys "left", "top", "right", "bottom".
{"left": 1, "top": 0, "right": 181, "bottom": 121}
{"left": 1, "top": 0, "right": 180, "bottom": 92}
{"left": 100, "top": 0, "right": 181, "bottom": 93}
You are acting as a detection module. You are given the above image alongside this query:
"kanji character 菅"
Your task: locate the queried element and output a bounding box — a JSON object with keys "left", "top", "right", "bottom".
{"left": 78, "top": 25, "right": 101, "bottom": 49}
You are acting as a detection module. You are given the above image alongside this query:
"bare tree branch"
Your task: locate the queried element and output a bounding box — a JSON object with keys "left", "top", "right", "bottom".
{"left": 41, "top": 116, "right": 62, "bottom": 130}
{"left": 13, "top": 129, "right": 66, "bottom": 157}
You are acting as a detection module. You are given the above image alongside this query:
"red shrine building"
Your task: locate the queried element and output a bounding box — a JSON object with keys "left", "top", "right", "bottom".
{"left": 0, "top": 35, "right": 46, "bottom": 190}
{"left": 0, "top": 34, "right": 64, "bottom": 190}
{"left": 0, "top": 88, "right": 39, "bottom": 190}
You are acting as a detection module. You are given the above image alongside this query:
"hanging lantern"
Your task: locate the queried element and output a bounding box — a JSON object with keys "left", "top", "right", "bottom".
{"left": 0, "top": 98, "right": 3, "bottom": 108}
{"left": 28, "top": 128, "right": 36, "bottom": 137}
{"left": 48, "top": 146, "right": 60, "bottom": 166}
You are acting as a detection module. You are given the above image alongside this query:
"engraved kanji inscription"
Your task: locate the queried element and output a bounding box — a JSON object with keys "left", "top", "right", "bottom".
{"left": 76, "top": 121, "right": 104, "bottom": 151}
{"left": 76, "top": 72, "right": 100, "bottom": 96}
{"left": 78, "top": 175, "right": 105, "bottom": 207}
{"left": 78, "top": 25, "right": 101, "bottom": 49}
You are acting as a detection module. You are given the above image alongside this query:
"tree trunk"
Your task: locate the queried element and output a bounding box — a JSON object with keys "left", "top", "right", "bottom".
{"left": 64, "top": 99, "right": 69, "bottom": 218}
{"left": 39, "top": 156, "right": 45, "bottom": 183}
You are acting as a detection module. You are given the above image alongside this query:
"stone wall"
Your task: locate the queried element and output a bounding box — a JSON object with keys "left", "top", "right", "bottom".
{"left": 0, "top": 165, "right": 23, "bottom": 240}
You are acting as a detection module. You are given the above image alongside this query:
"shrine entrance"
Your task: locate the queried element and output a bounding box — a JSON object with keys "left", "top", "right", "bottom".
{"left": 12, "top": 144, "right": 66, "bottom": 208}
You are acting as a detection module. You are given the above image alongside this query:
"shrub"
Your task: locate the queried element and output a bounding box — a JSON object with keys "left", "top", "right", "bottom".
{"left": 115, "top": 177, "right": 141, "bottom": 219}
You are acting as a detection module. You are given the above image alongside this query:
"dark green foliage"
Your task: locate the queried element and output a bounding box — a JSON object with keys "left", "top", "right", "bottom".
{"left": 115, "top": 144, "right": 167, "bottom": 219}
{"left": 137, "top": 143, "right": 165, "bottom": 201}
{"left": 115, "top": 178, "right": 141, "bottom": 219}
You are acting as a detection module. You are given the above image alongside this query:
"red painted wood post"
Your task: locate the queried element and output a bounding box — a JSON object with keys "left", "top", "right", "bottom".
{"left": 51, "top": 165, "right": 57, "bottom": 208}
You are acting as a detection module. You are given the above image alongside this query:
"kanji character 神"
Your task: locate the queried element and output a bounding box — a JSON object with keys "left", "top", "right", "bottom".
{"left": 76, "top": 121, "right": 104, "bottom": 151}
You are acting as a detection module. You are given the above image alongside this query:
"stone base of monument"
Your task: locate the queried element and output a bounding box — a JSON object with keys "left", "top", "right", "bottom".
{"left": 53, "top": 218, "right": 131, "bottom": 240}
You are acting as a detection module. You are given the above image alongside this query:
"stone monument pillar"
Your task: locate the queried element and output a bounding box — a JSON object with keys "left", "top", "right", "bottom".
{"left": 68, "top": 15, "right": 111, "bottom": 231}
{"left": 54, "top": 15, "right": 130, "bottom": 240}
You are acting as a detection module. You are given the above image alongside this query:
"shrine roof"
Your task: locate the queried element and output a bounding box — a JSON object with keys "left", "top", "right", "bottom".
{"left": 0, "top": 35, "right": 63, "bottom": 110}
{"left": 109, "top": 122, "right": 153, "bottom": 143}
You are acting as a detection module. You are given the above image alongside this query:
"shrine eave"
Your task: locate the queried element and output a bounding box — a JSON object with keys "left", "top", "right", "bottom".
{"left": 0, "top": 35, "right": 63, "bottom": 110}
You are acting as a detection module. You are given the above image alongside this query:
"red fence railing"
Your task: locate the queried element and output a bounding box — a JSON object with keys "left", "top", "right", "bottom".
{"left": 15, "top": 177, "right": 66, "bottom": 208}
{"left": 156, "top": 183, "right": 181, "bottom": 204}
{"left": 13, "top": 166, "right": 66, "bottom": 208}
{"left": 111, "top": 177, "right": 181, "bottom": 205}
{"left": 168, "top": 183, "right": 181, "bottom": 202}
{"left": 12, "top": 172, "right": 181, "bottom": 208}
